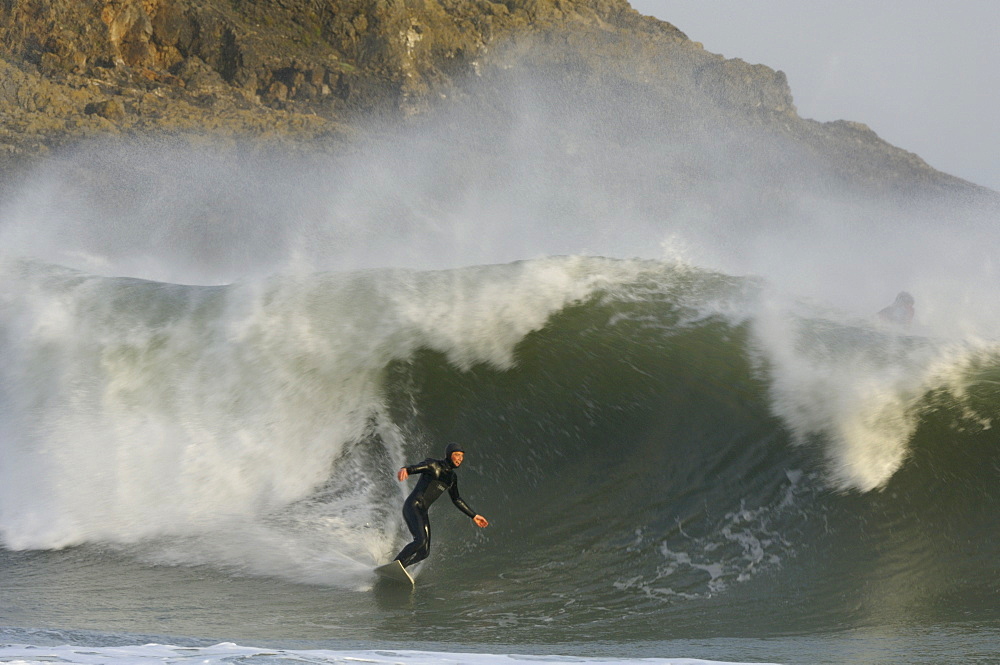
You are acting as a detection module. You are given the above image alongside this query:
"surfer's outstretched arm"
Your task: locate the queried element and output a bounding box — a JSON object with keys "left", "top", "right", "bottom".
{"left": 449, "top": 478, "right": 489, "bottom": 527}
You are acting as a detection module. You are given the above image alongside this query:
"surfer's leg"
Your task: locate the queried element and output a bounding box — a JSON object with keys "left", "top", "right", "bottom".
{"left": 394, "top": 502, "right": 431, "bottom": 568}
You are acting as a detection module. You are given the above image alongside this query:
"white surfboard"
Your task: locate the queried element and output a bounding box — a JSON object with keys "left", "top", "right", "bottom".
{"left": 374, "top": 560, "right": 414, "bottom": 586}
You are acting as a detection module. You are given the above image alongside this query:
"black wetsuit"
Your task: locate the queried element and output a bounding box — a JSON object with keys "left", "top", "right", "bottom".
{"left": 393, "top": 457, "right": 477, "bottom": 568}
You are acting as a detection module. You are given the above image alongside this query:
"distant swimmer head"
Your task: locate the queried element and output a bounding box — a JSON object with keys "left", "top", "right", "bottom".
{"left": 877, "top": 291, "right": 915, "bottom": 326}
{"left": 445, "top": 442, "right": 465, "bottom": 467}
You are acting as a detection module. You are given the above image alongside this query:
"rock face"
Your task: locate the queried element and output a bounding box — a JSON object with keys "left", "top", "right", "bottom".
{"left": 0, "top": 1, "right": 666, "bottom": 128}
{"left": 0, "top": 0, "right": 992, "bottom": 205}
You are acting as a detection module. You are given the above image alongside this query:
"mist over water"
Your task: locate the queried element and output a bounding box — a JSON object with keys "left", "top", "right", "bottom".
{"left": 1, "top": 102, "right": 996, "bottom": 334}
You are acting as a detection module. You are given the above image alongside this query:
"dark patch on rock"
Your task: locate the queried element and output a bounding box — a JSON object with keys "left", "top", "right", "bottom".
{"left": 85, "top": 98, "right": 127, "bottom": 122}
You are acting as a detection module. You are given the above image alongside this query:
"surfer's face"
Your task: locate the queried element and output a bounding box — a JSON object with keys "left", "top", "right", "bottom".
{"left": 450, "top": 451, "right": 464, "bottom": 467}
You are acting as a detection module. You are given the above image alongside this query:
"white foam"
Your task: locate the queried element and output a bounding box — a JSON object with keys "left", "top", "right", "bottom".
{"left": 0, "top": 256, "right": 650, "bottom": 583}
{"left": 0, "top": 643, "right": 778, "bottom": 665}
{"left": 748, "top": 292, "right": 1000, "bottom": 491}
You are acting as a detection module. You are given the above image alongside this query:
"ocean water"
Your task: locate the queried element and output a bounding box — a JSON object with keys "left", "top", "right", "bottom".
{"left": 2, "top": 100, "right": 1000, "bottom": 663}
{"left": 1, "top": 249, "right": 999, "bottom": 664}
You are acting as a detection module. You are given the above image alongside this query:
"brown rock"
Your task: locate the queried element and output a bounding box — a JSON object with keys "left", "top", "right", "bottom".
{"left": 84, "top": 98, "right": 127, "bottom": 122}
{"left": 172, "top": 56, "right": 227, "bottom": 94}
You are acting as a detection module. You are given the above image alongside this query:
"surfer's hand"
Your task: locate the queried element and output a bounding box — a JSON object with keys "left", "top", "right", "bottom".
{"left": 397, "top": 468, "right": 408, "bottom": 481}
{"left": 473, "top": 515, "right": 489, "bottom": 528}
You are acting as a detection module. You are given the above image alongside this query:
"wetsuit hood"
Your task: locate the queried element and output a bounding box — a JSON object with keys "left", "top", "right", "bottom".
{"left": 445, "top": 442, "right": 464, "bottom": 467}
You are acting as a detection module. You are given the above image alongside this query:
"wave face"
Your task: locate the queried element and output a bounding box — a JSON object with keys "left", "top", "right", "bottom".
{"left": 2, "top": 254, "right": 999, "bottom": 641}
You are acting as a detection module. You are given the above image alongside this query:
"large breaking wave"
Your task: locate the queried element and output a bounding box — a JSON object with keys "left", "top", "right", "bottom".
{"left": 2, "top": 255, "right": 998, "bottom": 639}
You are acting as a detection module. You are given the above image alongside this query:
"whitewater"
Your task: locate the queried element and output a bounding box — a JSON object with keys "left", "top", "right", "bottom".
{"left": 2, "top": 113, "right": 1000, "bottom": 663}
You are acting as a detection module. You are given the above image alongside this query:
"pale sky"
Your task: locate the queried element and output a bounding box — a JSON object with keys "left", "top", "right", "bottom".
{"left": 628, "top": 1, "right": 1000, "bottom": 192}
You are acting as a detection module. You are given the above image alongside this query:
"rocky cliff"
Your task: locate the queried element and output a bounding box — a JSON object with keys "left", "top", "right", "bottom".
{"left": 0, "top": 1, "right": 673, "bottom": 147}
{"left": 0, "top": 0, "right": 992, "bottom": 208}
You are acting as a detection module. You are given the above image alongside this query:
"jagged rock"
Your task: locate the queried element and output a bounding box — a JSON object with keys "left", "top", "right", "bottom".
{"left": 172, "top": 56, "right": 228, "bottom": 94}
{"left": 85, "top": 98, "right": 127, "bottom": 122}
{"left": 0, "top": 0, "right": 672, "bottom": 121}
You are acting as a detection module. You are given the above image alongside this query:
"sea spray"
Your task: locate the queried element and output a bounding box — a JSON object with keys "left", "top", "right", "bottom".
{"left": 747, "top": 292, "right": 1000, "bottom": 491}
{"left": 0, "top": 257, "right": 646, "bottom": 562}
{"left": 747, "top": 300, "right": 923, "bottom": 491}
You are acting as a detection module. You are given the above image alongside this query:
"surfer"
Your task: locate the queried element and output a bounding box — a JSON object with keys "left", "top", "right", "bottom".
{"left": 393, "top": 443, "right": 489, "bottom": 568}
{"left": 877, "top": 291, "right": 915, "bottom": 326}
